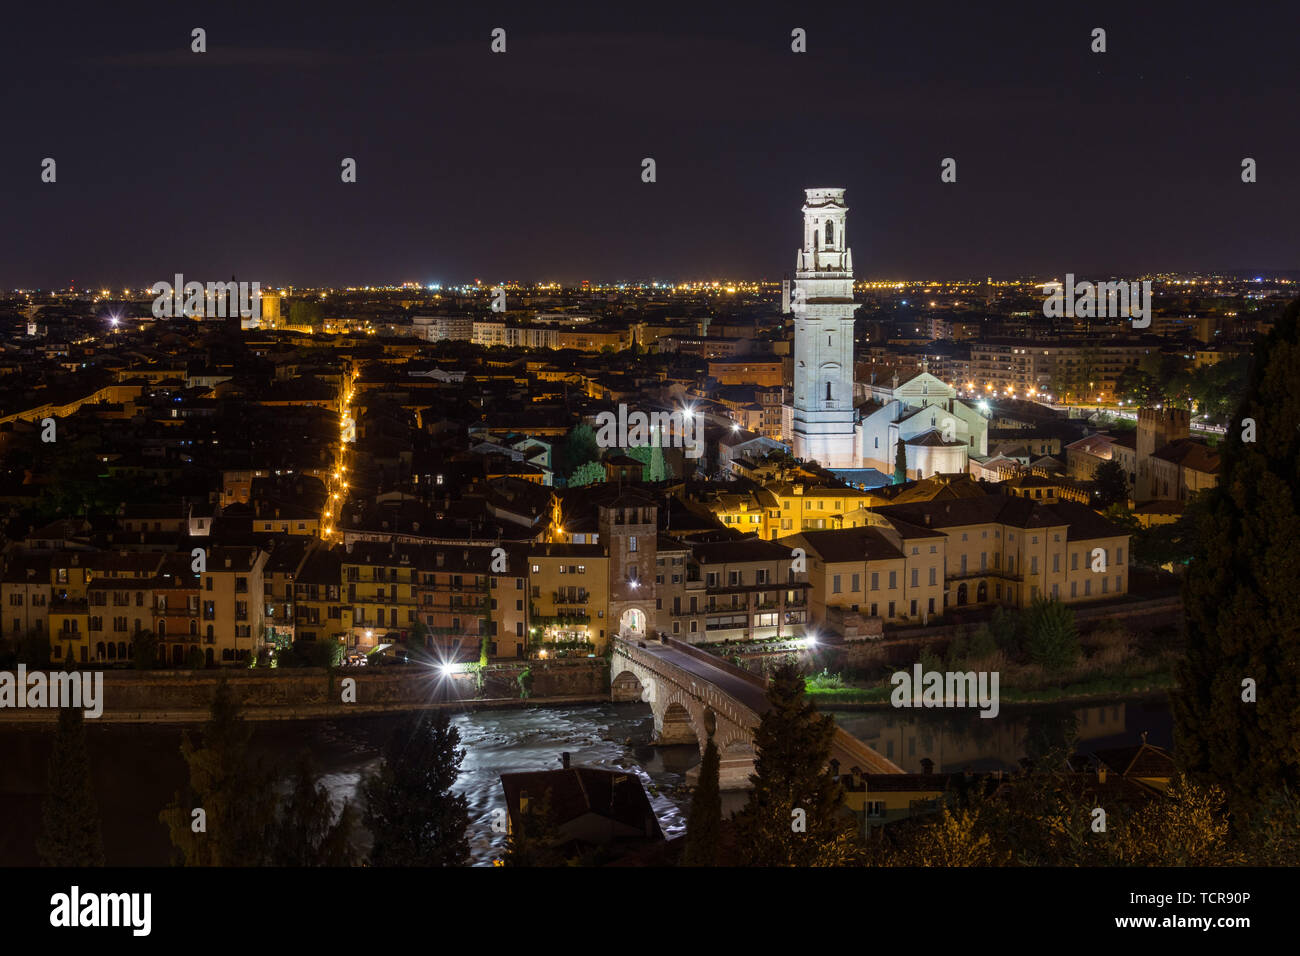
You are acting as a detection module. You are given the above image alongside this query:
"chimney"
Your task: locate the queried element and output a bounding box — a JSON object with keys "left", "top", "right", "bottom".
{"left": 560, "top": 752, "right": 570, "bottom": 769}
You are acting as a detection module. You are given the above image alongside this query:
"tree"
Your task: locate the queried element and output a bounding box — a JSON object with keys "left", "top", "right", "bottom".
{"left": 132, "top": 630, "right": 160, "bottom": 670}
{"left": 159, "top": 679, "right": 278, "bottom": 865}
{"left": 988, "top": 604, "right": 1023, "bottom": 657}
{"left": 15, "top": 629, "right": 51, "bottom": 668}
{"left": 874, "top": 802, "right": 1010, "bottom": 867}
{"left": 568, "top": 460, "right": 606, "bottom": 488}
{"left": 627, "top": 442, "right": 672, "bottom": 482}
{"left": 1110, "top": 774, "right": 1231, "bottom": 866}
{"left": 682, "top": 737, "right": 721, "bottom": 866}
{"left": 558, "top": 424, "right": 600, "bottom": 481}
{"left": 1022, "top": 597, "right": 1080, "bottom": 675}
{"left": 36, "top": 707, "right": 105, "bottom": 866}
{"left": 268, "top": 752, "right": 360, "bottom": 866}
{"left": 892, "top": 440, "right": 907, "bottom": 485}
{"left": 1174, "top": 298, "right": 1300, "bottom": 817}
{"left": 362, "top": 711, "right": 470, "bottom": 866}
{"left": 1093, "top": 459, "right": 1130, "bottom": 509}
{"left": 733, "top": 664, "right": 851, "bottom": 865}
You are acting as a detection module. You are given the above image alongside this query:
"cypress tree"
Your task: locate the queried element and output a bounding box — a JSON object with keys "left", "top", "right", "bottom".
{"left": 1173, "top": 298, "right": 1300, "bottom": 817}
{"left": 893, "top": 440, "right": 908, "bottom": 484}
{"left": 269, "top": 752, "right": 359, "bottom": 866}
{"left": 734, "top": 663, "right": 849, "bottom": 866}
{"left": 363, "top": 711, "right": 471, "bottom": 866}
{"left": 159, "top": 678, "right": 278, "bottom": 865}
{"left": 36, "top": 707, "right": 105, "bottom": 866}
{"left": 682, "top": 736, "right": 721, "bottom": 866}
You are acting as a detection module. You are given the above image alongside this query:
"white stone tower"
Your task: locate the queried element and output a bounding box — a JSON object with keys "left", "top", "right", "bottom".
{"left": 791, "top": 188, "right": 858, "bottom": 468}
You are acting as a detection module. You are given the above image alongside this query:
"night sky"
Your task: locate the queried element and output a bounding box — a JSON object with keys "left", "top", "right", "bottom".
{"left": 2, "top": 1, "right": 1297, "bottom": 288}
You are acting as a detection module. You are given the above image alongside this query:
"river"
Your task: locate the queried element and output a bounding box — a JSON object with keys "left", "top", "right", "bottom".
{"left": 0, "top": 694, "right": 1171, "bottom": 866}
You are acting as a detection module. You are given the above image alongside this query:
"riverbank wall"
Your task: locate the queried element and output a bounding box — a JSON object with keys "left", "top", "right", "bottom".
{"left": 0, "top": 658, "right": 610, "bottom": 724}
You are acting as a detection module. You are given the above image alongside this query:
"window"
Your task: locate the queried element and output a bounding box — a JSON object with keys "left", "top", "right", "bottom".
{"left": 851, "top": 573, "right": 860, "bottom": 592}
{"left": 871, "top": 572, "right": 879, "bottom": 591}
{"left": 929, "top": 568, "right": 937, "bottom": 586}
{"left": 1053, "top": 554, "right": 1060, "bottom": 573}
{"left": 832, "top": 575, "right": 842, "bottom": 594}
{"left": 1117, "top": 547, "right": 1124, "bottom": 565}
{"left": 629, "top": 536, "right": 637, "bottom": 553}
{"left": 911, "top": 569, "right": 918, "bottom": 587}
{"left": 888, "top": 571, "right": 896, "bottom": 589}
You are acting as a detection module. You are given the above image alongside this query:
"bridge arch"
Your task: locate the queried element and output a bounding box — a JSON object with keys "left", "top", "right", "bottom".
{"left": 611, "top": 669, "right": 647, "bottom": 703}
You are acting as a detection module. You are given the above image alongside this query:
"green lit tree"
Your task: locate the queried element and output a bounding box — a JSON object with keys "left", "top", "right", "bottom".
{"left": 362, "top": 711, "right": 470, "bottom": 866}
{"left": 1174, "top": 298, "right": 1300, "bottom": 817}
{"left": 568, "top": 460, "right": 606, "bottom": 487}
{"left": 36, "top": 707, "right": 105, "bottom": 867}
{"left": 558, "top": 424, "right": 600, "bottom": 481}
{"left": 682, "top": 736, "right": 722, "bottom": 866}
{"left": 1023, "top": 597, "right": 1080, "bottom": 675}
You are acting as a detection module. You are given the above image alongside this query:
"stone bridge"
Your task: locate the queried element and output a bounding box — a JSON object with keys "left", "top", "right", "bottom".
{"left": 611, "top": 635, "right": 902, "bottom": 790}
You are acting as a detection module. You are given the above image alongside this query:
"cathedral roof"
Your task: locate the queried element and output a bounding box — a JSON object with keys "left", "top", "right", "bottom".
{"left": 904, "top": 429, "right": 968, "bottom": 448}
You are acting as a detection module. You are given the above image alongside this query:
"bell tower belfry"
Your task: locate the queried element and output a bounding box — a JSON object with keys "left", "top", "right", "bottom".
{"left": 791, "top": 187, "right": 858, "bottom": 468}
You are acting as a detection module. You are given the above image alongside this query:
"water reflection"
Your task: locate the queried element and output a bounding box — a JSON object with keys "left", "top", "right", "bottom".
{"left": 827, "top": 696, "right": 1172, "bottom": 773}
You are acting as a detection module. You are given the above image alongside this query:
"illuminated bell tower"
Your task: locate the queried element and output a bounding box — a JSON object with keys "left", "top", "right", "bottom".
{"left": 791, "top": 188, "right": 858, "bottom": 468}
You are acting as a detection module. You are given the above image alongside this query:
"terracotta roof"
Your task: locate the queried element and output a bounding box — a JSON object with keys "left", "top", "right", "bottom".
{"left": 1152, "top": 438, "right": 1220, "bottom": 474}
{"left": 1093, "top": 742, "right": 1176, "bottom": 779}
{"left": 500, "top": 767, "right": 663, "bottom": 840}
{"left": 787, "top": 526, "right": 907, "bottom": 563}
